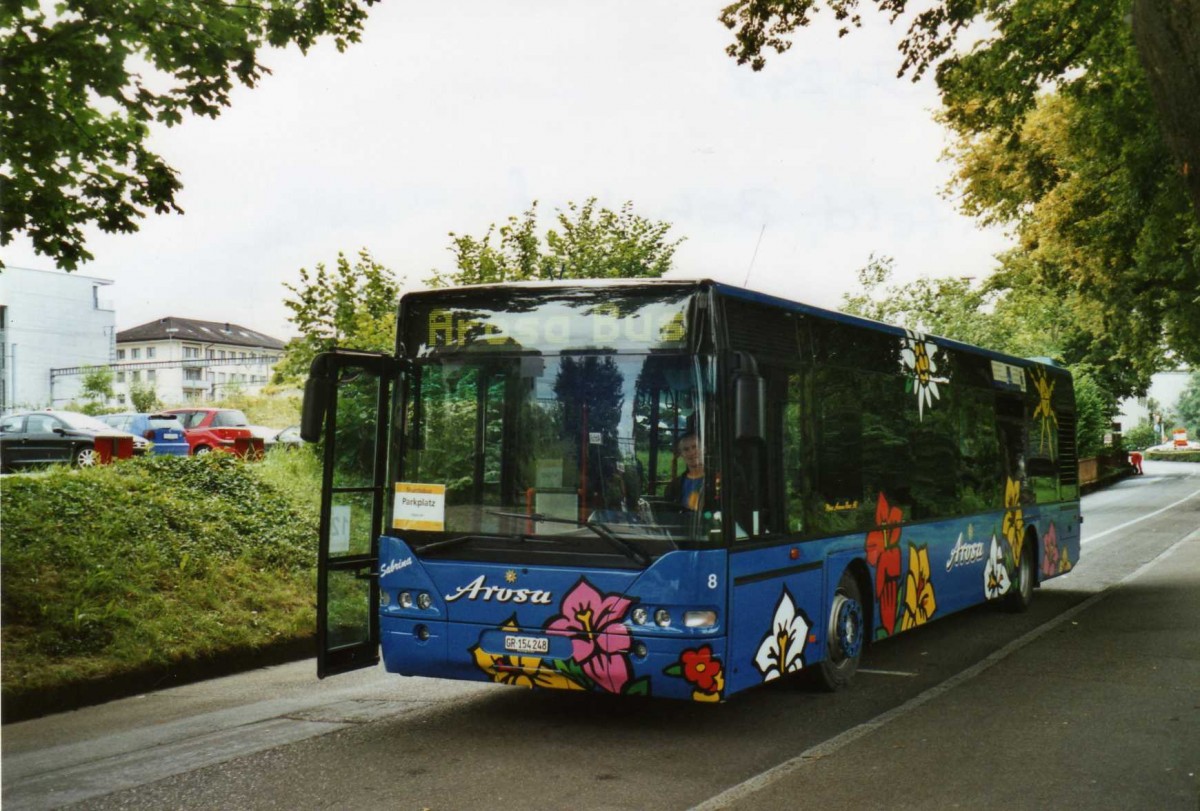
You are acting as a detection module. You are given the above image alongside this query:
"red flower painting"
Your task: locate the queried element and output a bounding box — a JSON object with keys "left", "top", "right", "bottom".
{"left": 865, "top": 492, "right": 903, "bottom": 636}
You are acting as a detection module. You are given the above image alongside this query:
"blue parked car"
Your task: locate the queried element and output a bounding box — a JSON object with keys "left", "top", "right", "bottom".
{"left": 99, "top": 412, "right": 190, "bottom": 456}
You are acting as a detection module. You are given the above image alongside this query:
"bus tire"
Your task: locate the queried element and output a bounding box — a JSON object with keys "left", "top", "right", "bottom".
{"left": 1005, "top": 530, "right": 1036, "bottom": 613}
{"left": 813, "top": 570, "right": 865, "bottom": 691}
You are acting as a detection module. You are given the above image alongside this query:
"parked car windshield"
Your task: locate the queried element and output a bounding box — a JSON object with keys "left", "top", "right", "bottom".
{"left": 56, "top": 412, "right": 117, "bottom": 432}
{"left": 212, "top": 410, "right": 249, "bottom": 427}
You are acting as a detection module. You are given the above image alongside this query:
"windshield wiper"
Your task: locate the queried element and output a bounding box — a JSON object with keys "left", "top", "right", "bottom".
{"left": 412, "top": 533, "right": 514, "bottom": 556}
{"left": 489, "top": 511, "right": 650, "bottom": 566}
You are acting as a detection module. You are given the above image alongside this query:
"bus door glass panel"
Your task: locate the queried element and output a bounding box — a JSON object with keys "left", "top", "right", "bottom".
{"left": 784, "top": 371, "right": 816, "bottom": 535}
{"left": 958, "top": 389, "right": 1003, "bottom": 512}
{"left": 318, "top": 360, "right": 390, "bottom": 677}
{"left": 812, "top": 367, "right": 867, "bottom": 535}
{"left": 996, "top": 393, "right": 1028, "bottom": 499}
{"left": 404, "top": 361, "right": 512, "bottom": 535}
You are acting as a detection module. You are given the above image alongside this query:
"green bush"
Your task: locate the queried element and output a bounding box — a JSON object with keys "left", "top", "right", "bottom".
{"left": 1, "top": 454, "right": 319, "bottom": 696}
{"left": 1145, "top": 450, "right": 1200, "bottom": 462}
{"left": 1122, "top": 422, "right": 1158, "bottom": 451}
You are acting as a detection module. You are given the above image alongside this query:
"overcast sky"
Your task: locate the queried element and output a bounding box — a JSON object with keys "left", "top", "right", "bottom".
{"left": 6, "top": 0, "right": 1010, "bottom": 341}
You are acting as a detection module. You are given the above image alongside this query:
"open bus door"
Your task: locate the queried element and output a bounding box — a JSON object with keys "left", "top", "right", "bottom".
{"left": 301, "top": 349, "right": 402, "bottom": 678}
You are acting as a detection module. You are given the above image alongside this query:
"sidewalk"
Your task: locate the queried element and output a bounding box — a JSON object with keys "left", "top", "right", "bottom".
{"left": 714, "top": 529, "right": 1200, "bottom": 810}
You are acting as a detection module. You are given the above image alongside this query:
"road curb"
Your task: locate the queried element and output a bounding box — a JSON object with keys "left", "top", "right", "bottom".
{"left": 2, "top": 635, "right": 315, "bottom": 724}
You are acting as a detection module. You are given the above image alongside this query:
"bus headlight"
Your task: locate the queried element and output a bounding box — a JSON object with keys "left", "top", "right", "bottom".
{"left": 631, "top": 607, "right": 649, "bottom": 625}
{"left": 417, "top": 592, "right": 433, "bottom": 610}
{"left": 685, "top": 610, "right": 718, "bottom": 628}
{"left": 654, "top": 609, "right": 672, "bottom": 627}
{"left": 399, "top": 591, "right": 414, "bottom": 609}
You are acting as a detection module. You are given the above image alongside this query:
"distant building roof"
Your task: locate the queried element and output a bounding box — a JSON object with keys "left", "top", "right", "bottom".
{"left": 117, "top": 317, "right": 287, "bottom": 350}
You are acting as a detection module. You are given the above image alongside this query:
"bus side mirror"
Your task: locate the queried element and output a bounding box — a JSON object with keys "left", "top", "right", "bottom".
{"left": 734, "top": 351, "right": 765, "bottom": 442}
{"left": 300, "top": 353, "right": 336, "bottom": 443}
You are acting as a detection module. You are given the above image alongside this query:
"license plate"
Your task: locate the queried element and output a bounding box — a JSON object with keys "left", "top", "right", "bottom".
{"left": 163, "top": 433, "right": 180, "bottom": 440}
{"left": 504, "top": 635, "right": 549, "bottom": 654}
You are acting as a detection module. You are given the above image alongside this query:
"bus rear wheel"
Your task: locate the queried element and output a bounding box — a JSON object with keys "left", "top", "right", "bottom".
{"left": 814, "top": 571, "right": 864, "bottom": 691}
{"left": 1005, "top": 531, "right": 1036, "bottom": 613}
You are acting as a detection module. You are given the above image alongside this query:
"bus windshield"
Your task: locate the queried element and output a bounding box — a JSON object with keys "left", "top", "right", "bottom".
{"left": 398, "top": 351, "right": 719, "bottom": 563}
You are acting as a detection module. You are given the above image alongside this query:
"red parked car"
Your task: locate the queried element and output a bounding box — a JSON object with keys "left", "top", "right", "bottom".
{"left": 164, "top": 408, "right": 263, "bottom": 457}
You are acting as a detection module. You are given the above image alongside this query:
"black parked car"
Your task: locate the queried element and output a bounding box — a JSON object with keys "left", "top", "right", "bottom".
{"left": 0, "top": 410, "right": 145, "bottom": 472}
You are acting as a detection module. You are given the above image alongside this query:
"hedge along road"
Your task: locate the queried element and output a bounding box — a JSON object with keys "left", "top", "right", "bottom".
{"left": 3, "top": 461, "right": 1198, "bottom": 811}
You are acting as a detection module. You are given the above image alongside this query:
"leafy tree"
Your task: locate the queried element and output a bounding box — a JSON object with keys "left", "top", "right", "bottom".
{"left": 840, "top": 253, "right": 1072, "bottom": 361}
{"left": 79, "top": 365, "right": 114, "bottom": 406}
{"left": 1176, "top": 371, "right": 1200, "bottom": 440}
{"left": 275, "top": 249, "right": 401, "bottom": 383}
{"left": 1, "top": 0, "right": 378, "bottom": 270}
{"left": 1073, "top": 368, "right": 1117, "bottom": 458}
{"left": 718, "top": 0, "right": 1200, "bottom": 389}
{"left": 717, "top": 0, "right": 1200, "bottom": 221}
{"left": 430, "top": 199, "right": 684, "bottom": 287}
{"left": 129, "top": 381, "right": 161, "bottom": 413}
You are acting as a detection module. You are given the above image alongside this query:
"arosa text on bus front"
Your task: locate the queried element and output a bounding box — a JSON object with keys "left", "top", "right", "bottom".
{"left": 300, "top": 280, "right": 1081, "bottom": 701}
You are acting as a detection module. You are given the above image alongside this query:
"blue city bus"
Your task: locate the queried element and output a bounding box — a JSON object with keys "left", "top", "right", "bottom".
{"left": 300, "top": 280, "right": 1081, "bottom": 701}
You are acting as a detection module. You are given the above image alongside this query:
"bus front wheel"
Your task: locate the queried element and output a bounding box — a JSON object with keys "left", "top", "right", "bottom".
{"left": 814, "top": 571, "right": 864, "bottom": 691}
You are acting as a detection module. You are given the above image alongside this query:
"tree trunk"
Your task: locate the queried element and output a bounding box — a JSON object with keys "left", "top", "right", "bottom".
{"left": 1132, "top": 0, "right": 1200, "bottom": 223}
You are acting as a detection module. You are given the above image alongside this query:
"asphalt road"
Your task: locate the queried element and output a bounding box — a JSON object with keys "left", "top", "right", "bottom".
{"left": 4, "top": 461, "right": 1198, "bottom": 811}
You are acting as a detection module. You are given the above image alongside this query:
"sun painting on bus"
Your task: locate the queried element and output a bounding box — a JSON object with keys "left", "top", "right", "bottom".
{"left": 664, "top": 645, "right": 725, "bottom": 702}
{"left": 900, "top": 329, "right": 942, "bottom": 420}
{"left": 1030, "top": 367, "right": 1059, "bottom": 453}
{"left": 753, "top": 588, "right": 812, "bottom": 682}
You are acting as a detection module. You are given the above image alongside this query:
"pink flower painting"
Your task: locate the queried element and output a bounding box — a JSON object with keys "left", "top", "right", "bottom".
{"left": 544, "top": 578, "right": 634, "bottom": 694}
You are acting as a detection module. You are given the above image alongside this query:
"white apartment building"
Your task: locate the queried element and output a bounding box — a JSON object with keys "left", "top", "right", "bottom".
{"left": 0, "top": 266, "right": 117, "bottom": 410}
{"left": 114, "top": 317, "right": 287, "bottom": 405}
{"left": 1115, "top": 368, "right": 1194, "bottom": 443}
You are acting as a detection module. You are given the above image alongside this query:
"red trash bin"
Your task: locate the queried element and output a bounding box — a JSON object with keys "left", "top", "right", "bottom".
{"left": 94, "top": 433, "right": 134, "bottom": 464}
{"left": 232, "top": 436, "right": 265, "bottom": 460}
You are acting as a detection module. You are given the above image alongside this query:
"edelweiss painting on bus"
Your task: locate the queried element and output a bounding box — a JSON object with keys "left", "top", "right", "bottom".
{"left": 300, "top": 280, "right": 1081, "bottom": 701}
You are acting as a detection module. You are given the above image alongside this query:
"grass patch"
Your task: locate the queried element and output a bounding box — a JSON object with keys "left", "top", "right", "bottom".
{"left": 1, "top": 453, "right": 320, "bottom": 701}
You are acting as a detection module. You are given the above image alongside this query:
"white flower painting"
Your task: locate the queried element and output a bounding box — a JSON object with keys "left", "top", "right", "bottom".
{"left": 900, "top": 329, "right": 942, "bottom": 421}
{"left": 984, "top": 533, "right": 1011, "bottom": 599}
{"left": 754, "top": 588, "right": 810, "bottom": 682}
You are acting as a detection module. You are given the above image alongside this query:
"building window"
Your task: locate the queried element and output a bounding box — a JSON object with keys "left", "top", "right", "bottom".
{"left": 131, "top": 370, "right": 140, "bottom": 382}
{"left": 207, "top": 349, "right": 215, "bottom": 359}
{"left": 147, "top": 370, "right": 156, "bottom": 382}
{"left": 184, "top": 368, "right": 203, "bottom": 382}
{"left": 117, "top": 349, "right": 126, "bottom": 360}
{"left": 116, "top": 372, "right": 126, "bottom": 383}
{"left": 131, "top": 348, "right": 141, "bottom": 359}
{"left": 146, "top": 347, "right": 156, "bottom": 359}
{"left": 218, "top": 350, "right": 226, "bottom": 360}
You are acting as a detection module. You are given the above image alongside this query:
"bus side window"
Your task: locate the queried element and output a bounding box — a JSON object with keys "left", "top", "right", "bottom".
{"left": 783, "top": 371, "right": 812, "bottom": 535}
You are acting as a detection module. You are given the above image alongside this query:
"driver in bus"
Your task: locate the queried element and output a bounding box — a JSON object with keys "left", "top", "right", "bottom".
{"left": 665, "top": 432, "right": 715, "bottom": 513}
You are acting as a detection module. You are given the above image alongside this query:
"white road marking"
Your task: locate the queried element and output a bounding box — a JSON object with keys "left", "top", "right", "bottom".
{"left": 689, "top": 527, "right": 1198, "bottom": 811}
{"left": 1082, "top": 484, "right": 1200, "bottom": 545}
{"left": 856, "top": 668, "right": 917, "bottom": 677}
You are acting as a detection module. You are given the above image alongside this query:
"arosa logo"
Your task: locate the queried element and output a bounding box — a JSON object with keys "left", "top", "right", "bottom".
{"left": 444, "top": 575, "right": 553, "bottom": 605}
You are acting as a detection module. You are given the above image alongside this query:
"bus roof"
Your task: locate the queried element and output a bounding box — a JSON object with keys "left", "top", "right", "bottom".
{"left": 400, "top": 278, "right": 1070, "bottom": 377}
